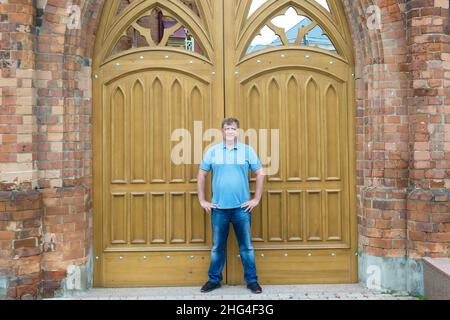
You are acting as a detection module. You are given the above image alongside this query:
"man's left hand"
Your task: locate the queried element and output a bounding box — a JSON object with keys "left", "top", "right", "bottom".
{"left": 241, "top": 199, "right": 260, "bottom": 212}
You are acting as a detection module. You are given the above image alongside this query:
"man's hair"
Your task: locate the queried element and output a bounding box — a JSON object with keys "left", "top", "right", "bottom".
{"left": 221, "top": 117, "right": 240, "bottom": 128}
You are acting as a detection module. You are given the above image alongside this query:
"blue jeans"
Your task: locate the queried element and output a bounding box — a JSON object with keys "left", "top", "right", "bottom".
{"left": 208, "top": 207, "right": 258, "bottom": 284}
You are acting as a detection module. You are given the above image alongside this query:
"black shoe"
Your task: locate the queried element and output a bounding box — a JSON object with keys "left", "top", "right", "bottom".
{"left": 247, "top": 282, "right": 262, "bottom": 294}
{"left": 200, "top": 281, "right": 221, "bottom": 293}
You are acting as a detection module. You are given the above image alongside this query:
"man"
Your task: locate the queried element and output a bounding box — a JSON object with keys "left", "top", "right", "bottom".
{"left": 197, "top": 118, "right": 265, "bottom": 294}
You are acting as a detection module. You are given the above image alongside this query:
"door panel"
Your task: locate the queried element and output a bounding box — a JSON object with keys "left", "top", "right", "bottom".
{"left": 102, "top": 70, "right": 221, "bottom": 286}
{"left": 93, "top": 0, "right": 225, "bottom": 287}
{"left": 223, "top": 0, "right": 357, "bottom": 284}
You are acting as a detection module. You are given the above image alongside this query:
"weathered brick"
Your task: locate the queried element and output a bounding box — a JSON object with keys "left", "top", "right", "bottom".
{"left": 13, "top": 237, "right": 37, "bottom": 249}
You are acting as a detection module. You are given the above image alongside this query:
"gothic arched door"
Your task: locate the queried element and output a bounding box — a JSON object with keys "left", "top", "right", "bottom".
{"left": 93, "top": 0, "right": 357, "bottom": 287}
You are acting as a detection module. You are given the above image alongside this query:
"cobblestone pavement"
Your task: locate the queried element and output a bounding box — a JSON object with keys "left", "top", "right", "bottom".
{"left": 47, "top": 284, "right": 418, "bottom": 300}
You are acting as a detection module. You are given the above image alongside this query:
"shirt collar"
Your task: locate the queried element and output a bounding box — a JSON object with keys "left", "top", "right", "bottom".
{"left": 222, "top": 141, "right": 239, "bottom": 150}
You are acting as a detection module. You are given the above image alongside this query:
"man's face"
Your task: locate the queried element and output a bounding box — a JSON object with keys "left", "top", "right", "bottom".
{"left": 222, "top": 123, "right": 238, "bottom": 142}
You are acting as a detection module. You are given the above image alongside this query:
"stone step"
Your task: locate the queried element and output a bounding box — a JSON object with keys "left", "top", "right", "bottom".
{"left": 46, "top": 284, "right": 417, "bottom": 300}
{"left": 423, "top": 257, "right": 450, "bottom": 300}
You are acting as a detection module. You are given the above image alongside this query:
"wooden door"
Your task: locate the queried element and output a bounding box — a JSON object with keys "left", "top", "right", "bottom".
{"left": 224, "top": 0, "right": 358, "bottom": 284}
{"left": 93, "top": 0, "right": 357, "bottom": 287}
{"left": 93, "top": 0, "right": 225, "bottom": 287}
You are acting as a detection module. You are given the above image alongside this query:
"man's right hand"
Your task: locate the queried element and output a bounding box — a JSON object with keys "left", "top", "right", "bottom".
{"left": 200, "top": 200, "right": 217, "bottom": 214}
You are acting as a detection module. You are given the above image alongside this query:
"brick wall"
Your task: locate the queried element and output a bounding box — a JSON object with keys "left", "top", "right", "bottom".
{"left": 406, "top": 0, "right": 450, "bottom": 259}
{"left": 35, "top": 0, "right": 97, "bottom": 299}
{"left": 343, "top": 0, "right": 410, "bottom": 259}
{"left": 40, "top": 186, "right": 91, "bottom": 298}
{"left": 0, "top": 0, "right": 37, "bottom": 188}
{"left": 0, "top": 0, "right": 98, "bottom": 299}
{"left": 0, "top": 190, "right": 42, "bottom": 300}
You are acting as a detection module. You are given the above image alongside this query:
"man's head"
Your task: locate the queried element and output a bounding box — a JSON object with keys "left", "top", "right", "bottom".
{"left": 221, "top": 118, "right": 240, "bottom": 143}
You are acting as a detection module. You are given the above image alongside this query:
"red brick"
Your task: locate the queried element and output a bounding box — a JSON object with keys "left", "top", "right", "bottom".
{"left": 428, "top": 233, "right": 450, "bottom": 242}
{"left": 13, "top": 238, "right": 37, "bottom": 249}
{"left": 41, "top": 270, "right": 66, "bottom": 281}
{"left": 409, "top": 231, "right": 428, "bottom": 241}
{"left": 0, "top": 231, "right": 15, "bottom": 240}
{"left": 369, "top": 238, "right": 392, "bottom": 249}
{"left": 415, "top": 242, "right": 448, "bottom": 253}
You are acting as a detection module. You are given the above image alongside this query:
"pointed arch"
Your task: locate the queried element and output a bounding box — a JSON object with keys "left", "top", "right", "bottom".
{"left": 267, "top": 77, "right": 281, "bottom": 112}
{"left": 286, "top": 74, "right": 299, "bottom": 88}
{"left": 112, "top": 85, "right": 126, "bottom": 107}
{"left": 286, "top": 74, "right": 301, "bottom": 180}
{"left": 130, "top": 79, "right": 146, "bottom": 182}
{"left": 111, "top": 86, "right": 126, "bottom": 182}
{"left": 152, "top": 76, "right": 164, "bottom": 95}
{"left": 305, "top": 76, "right": 319, "bottom": 107}
{"left": 246, "top": 84, "right": 263, "bottom": 132}
{"left": 247, "top": 84, "right": 262, "bottom": 103}
{"left": 189, "top": 85, "right": 204, "bottom": 122}
{"left": 324, "top": 83, "right": 341, "bottom": 179}
{"left": 169, "top": 78, "right": 184, "bottom": 121}
{"left": 149, "top": 76, "right": 165, "bottom": 182}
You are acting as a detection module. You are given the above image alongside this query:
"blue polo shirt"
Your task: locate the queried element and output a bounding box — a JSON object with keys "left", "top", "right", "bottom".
{"left": 200, "top": 142, "right": 262, "bottom": 209}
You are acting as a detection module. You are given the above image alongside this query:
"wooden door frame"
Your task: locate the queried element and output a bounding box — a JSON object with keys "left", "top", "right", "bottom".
{"left": 92, "top": 0, "right": 357, "bottom": 287}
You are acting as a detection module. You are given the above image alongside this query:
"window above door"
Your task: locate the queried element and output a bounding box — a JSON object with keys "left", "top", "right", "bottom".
{"left": 245, "top": 6, "right": 336, "bottom": 55}
{"left": 110, "top": 6, "right": 205, "bottom": 58}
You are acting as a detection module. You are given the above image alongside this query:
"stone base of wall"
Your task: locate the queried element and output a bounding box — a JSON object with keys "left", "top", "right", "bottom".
{"left": 0, "top": 186, "right": 92, "bottom": 300}
{"left": 42, "top": 262, "right": 93, "bottom": 299}
{"left": 39, "top": 185, "right": 92, "bottom": 299}
{"left": 0, "top": 190, "right": 43, "bottom": 300}
{"left": 358, "top": 252, "right": 424, "bottom": 295}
